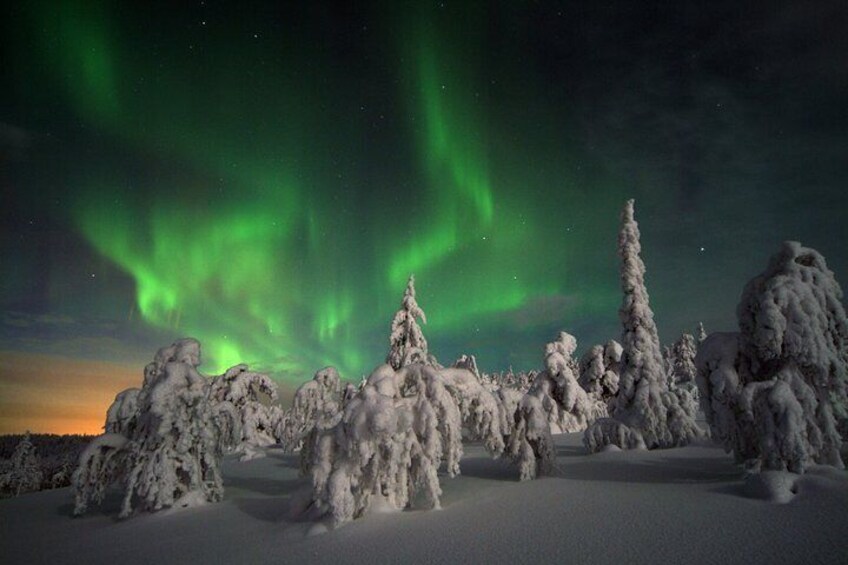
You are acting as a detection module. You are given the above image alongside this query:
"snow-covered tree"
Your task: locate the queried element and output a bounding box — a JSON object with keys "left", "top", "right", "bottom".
{"left": 440, "top": 367, "right": 505, "bottom": 457}
{"left": 666, "top": 333, "right": 701, "bottom": 425}
{"left": 8, "top": 432, "right": 43, "bottom": 496}
{"left": 579, "top": 344, "right": 620, "bottom": 408}
{"left": 281, "top": 367, "right": 343, "bottom": 454}
{"left": 697, "top": 322, "right": 708, "bottom": 343}
{"left": 584, "top": 200, "right": 700, "bottom": 451}
{"left": 510, "top": 332, "right": 606, "bottom": 479}
{"left": 386, "top": 275, "right": 437, "bottom": 369}
{"left": 50, "top": 456, "right": 74, "bottom": 489}
{"left": 104, "top": 388, "right": 140, "bottom": 436}
{"left": 211, "top": 364, "right": 284, "bottom": 461}
{"left": 307, "top": 363, "right": 462, "bottom": 527}
{"left": 73, "top": 338, "right": 240, "bottom": 518}
{"left": 697, "top": 242, "right": 848, "bottom": 473}
{"left": 452, "top": 354, "right": 481, "bottom": 379}
{"left": 280, "top": 367, "right": 347, "bottom": 477}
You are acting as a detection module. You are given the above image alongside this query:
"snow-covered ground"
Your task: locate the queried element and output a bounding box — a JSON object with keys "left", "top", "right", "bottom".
{"left": 2, "top": 432, "right": 846, "bottom": 565}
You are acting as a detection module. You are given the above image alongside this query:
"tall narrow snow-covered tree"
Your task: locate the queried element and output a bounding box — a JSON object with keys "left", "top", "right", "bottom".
{"left": 584, "top": 200, "right": 700, "bottom": 452}
{"left": 697, "top": 242, "right": 848, "bottom": 473}
{"left": 386, "top": 275, "right": 436, "bottom": 369}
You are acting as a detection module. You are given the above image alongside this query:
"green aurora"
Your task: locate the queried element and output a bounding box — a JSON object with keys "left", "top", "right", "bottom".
{"left": 5, "top": 1, "right": 844, "bottom": 388}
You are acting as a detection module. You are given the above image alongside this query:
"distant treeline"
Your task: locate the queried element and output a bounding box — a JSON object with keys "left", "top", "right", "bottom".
{"left": 0, "top": 434, "right": 93, "bottom": 497}
{"left": 0, "top": 434, "right": 93, "bottom": 460}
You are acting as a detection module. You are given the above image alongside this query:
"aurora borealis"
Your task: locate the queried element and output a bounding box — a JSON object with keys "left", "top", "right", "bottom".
{"left": 2, "top": 1, "right": 847, "bottom": 433}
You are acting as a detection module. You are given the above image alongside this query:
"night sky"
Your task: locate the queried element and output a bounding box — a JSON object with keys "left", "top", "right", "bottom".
{"left": 2, "top": 1, "right": 847, "bottom": 434}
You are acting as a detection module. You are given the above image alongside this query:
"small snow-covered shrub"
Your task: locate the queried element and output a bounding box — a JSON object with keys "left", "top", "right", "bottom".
{"left": 211, "top": 364, "right": 283, "bottom": 461}
{"left": 6, "top": 432, "right": 43, "bottom": 496}
{"left": 583, "top": 418, "right": 645, "bottom": 452}
{"left": 697, "top": 242, "right": 848, "bottom": 473}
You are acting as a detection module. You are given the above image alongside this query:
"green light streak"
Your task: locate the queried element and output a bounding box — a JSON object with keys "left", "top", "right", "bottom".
{"left": 17, "top": 1, "right": 626, "bottom": 382}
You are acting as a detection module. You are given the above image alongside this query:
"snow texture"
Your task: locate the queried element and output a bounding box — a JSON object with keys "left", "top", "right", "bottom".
{"left": 5, "top": 431, "right": 848, "bottom": 565}
{"left": 697, "top": 241, "right": 848, "bottom": 473}
{"left": 104, "top": 388, "right": 140, "bottom": 436}
{"left": 585, "top": 199, "right": 700, "bottom": 451}
{"left": 307, "top": 363, "right": 462, "bottom": 526}
{"left": 73, "top": 338, "right": 240, "bottom": 518}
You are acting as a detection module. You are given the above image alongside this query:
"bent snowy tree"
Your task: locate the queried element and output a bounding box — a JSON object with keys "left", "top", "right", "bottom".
{"left": 697, "top": 242, "right": 848, "bottom": 473}
{"left": 73, "top": 339, "right": 240, "bottom": 518}
{"left": 307, "top": 363, "right": 463, "bottom": 526}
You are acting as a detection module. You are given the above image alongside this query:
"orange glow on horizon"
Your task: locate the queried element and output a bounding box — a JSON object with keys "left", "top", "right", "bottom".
{"left": 0, "top": 351, "right": 141, "bottom": 435}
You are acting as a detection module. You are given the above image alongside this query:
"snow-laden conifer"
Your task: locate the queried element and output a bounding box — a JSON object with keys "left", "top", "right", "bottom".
{"left": 73, "top": 338, "right": 240, "bottom": 518}
{"left": 510, "top": 332, "right": 606, "bottom": 479}
{"left": 697, "top": 242, "right": 848, "bottom": 472}
{"left": 386, "top": 275, "right": 437, "bottom": 369}
{"left": 584, "top": 200, "right": 700, "bottom": 451}
{"left": 308, "top": 363, "right": 462, "bottom": 527}
{"left": 282, "top": 367, "right": 346, "bottom": 476}
{"left": 211, "top": 364, "right": 284, "bottom": 461}
{"left": 8, "top": 432, "right": 43, "bottom": 496}
{"left": 440, "top": 367, "right": 505, "bottom": 457}
{"left": 579, "top": 343, "right": 620, "bottom": 409}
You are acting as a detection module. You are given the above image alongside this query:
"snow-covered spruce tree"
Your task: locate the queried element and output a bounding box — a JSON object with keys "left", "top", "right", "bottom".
{"left": 440, "top": 367, "right": 505, "bottom": 457}
{"left": 509, "top": 332, "right": 606, "bottom": 479}
{"left": 105, "top": 388, "right": 141, "bottom": 436}
{"left": 584, "top": 200, "right": 701, "bottom": 452}
{"left": 666, "top": 333, "right": 701, "bottom": 425}
{"left": 696, "top": 242, "right": 848, "bottom": 473}
{"left": 211, "top": 364, "right": 284, "bottom": 461}
{"left": 73, "top": 338, "right": 240, "bottom": 518}
{"left": 387, "top": 275, "right": 438, "bottom": 369}
{"left": 308, "top": 363, "right": 462, "bottom": 527}
{"left": 9, "top": 432, "right": 44, "bottom": 496}
{"left": 281, "top": 367, "right": 346, "bottom": 476}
